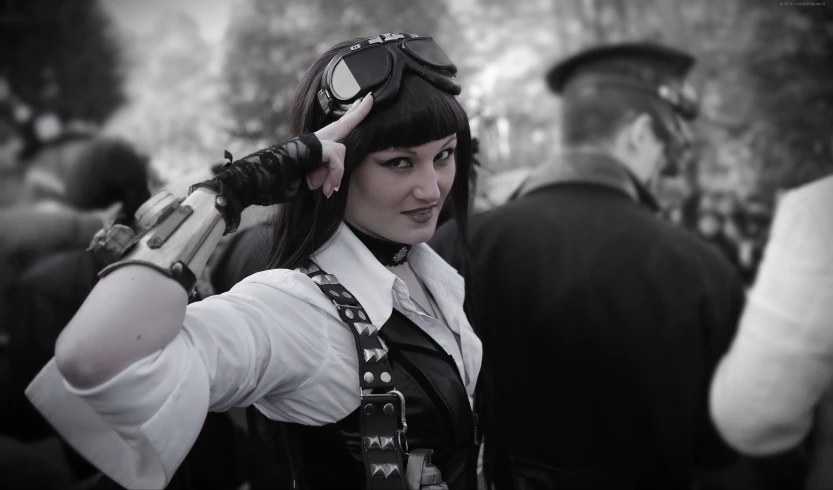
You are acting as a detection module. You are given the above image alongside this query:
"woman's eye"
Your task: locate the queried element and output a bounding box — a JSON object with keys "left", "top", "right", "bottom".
{"left": 435, "top": 148, "right": 455, "bottom": 163}
{"left": 384, "top": 158, "right": 411, "bottom": 169}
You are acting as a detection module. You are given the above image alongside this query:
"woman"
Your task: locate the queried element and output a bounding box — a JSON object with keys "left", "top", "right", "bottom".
{"left": 25, "top": 34, "right": 483, "bottom": 489}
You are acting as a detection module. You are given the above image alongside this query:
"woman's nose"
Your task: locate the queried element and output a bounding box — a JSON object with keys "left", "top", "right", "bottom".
{"left": 412, "top": 164, "right": 442, "bottom": 202}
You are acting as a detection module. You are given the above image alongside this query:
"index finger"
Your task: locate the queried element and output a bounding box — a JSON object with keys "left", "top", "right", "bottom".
{"left": 315, "top": 94, "right": 374, "bottom": 142}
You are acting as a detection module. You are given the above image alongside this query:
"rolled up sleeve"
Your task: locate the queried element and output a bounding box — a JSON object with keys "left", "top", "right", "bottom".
{"left": 710, "top": 188, "right": 833, "bottom": 455}
{"left": 26, "top": 270, "right": 332, "bottom": 489}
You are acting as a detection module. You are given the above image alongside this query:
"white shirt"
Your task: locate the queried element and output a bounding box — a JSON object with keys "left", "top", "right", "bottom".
{"left": 710, "top": 175, "right": 833, "bottom": 455}
{"left": 26, "top": 223, "right": 483, "bottom": 489}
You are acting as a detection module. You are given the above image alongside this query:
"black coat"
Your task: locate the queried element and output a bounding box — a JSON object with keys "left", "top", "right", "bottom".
{"left": 430, "top": 155, "right": 745, "bottom": 489}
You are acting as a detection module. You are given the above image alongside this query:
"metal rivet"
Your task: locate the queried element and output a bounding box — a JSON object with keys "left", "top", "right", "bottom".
{"left": 383, "top": 403, "right": 394, "bottom": 415}
{"left": 364, "top": 403, "right": 375, "bottom": 415}
{"left": 342, "top": 292, "right": 353, "bottom": 299}
{"left": 215, "top": 196, "right": 227, "bottom": 207}
{"left": 345, "top": 309, "right": 354, "bottom": 319}
{"left": 363, "top": 372, "right": 374, "bottom": 383}
{"left": 171, "top": 263, "right": 183, "bottom": 275}
{"left": 380, "top": 372, "right": 391, "bottom": 383}
{"left": 329, "top": 290, "right": 339, "bottom": 297}
{"left": 358, "top": 311, "right": 366, "bottom": 320}
{"left": 149, "top": 236, "right": 162, "bottom": 246}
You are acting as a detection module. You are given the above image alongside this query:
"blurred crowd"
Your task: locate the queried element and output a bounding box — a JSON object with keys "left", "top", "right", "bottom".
{"left": 667, "top": 191, "right": 773, "bottom": 286}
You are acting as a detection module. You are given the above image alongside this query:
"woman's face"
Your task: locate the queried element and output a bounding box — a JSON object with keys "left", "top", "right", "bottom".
{"left": 345, "top": 133, "right": 457, "bottom": 245}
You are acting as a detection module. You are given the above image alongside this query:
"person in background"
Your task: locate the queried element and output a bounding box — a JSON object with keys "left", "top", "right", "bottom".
{"left": 431, "top": 42, "right": 745, "bottom": 489}
{"left": 710, "top": 174, "right": 833, "bottom": 489}
{"left": 697, "top": 210, "right": 743, "bottom": 277}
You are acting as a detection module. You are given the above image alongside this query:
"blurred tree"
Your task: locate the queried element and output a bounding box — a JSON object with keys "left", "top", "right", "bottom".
{"left": 103, "top": 11, "right": 231, "bottom": 183}
{"left": 0, "top": 0, "right": 124, "bottom": 136}
{"left": 741, "top": 2, "right": 833, "bottom": 196}
{"left": 224, "top": 0, "right": 452, "bottom": 145}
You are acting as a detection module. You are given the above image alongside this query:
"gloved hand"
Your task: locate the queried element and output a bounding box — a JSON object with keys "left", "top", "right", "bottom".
{"left": 192, "top": 94, "right": 374, "bottom": 233}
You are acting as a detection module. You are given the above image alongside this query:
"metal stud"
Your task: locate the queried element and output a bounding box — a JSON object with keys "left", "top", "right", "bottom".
{"left": 308, "top": 264, "right": 319, "bottom": 273}
{"left": 380, "top": 436, "right": 395, "bottom": 450}
{"left": 384, "top": 464, "right": 400, "bottom": 478}
{"left": 312, "top": 275, "right": 326, "bottom": 285}
{"left": 215, "top": 196, "right": 227, "bottom": 207}
{"left": 383, "top": 403, "right": 395, "bottom": 415}
{"left": 364, "top": 403, "right": 375, "bottom": 415}
{"left": 380, "top": 371, "right": 392, "bottom": 383}
{"left": 345, "top": 309, "right": 354, "bottom": 319}
{"left": 363, "top": 348, "right": 387, "bottom": 363}
{"left": 364, "top": 436, "right": 381, "bottom": 449}
{"left": 358, "top": 311, "right": 367, "bottom": 320}
{"left": 354, "top": 322, "right": 376, "bottom": 335}
{"left": 364, "top": 372, "right": 375, "bottom": 383}
{"left": 312, "top": 274, "right": 337, "bottom": 285}
{"left": 329, "top": 290, "right": 339, "bottom": 297}
{"left": 342, "top": 291, "right": 353, "bottom": 299}
{"left": 171, "top": 262, "right": 184, "bottom": 275}
{"left": 370, "top": 464, "right": 400, "bottom": 478}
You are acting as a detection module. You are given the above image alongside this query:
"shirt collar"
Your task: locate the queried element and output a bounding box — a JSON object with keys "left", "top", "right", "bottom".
{"left": 312, "top": 222, "right": 467, "bottom": 329}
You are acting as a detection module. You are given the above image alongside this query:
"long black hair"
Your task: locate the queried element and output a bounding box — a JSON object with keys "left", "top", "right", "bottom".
{"left": 266, "top": 39, "right": 473, "bottom": 271}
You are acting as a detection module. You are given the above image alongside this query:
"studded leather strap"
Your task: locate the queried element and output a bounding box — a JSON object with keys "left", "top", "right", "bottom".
{"left": 297, "top": 261, "right": 407, "bottom": 490}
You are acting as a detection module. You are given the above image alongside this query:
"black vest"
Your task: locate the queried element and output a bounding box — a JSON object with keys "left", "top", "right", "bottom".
{"left": 250, "top": 310, "right": 478, "bottom": 490}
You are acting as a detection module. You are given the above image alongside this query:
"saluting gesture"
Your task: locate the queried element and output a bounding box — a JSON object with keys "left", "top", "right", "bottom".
{"left": 307, "top": 94, "right": 374, "bottom": 198}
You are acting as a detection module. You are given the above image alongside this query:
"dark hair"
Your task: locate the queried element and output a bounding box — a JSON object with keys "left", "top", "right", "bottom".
{"left": 266, "top": 39, "right": 473, "bottom": 271}
{"left": 561, "top": 90, "right": 670, "bottom": 148}
{"left": 64, "top": 137, "right": 151, "bottom": 218}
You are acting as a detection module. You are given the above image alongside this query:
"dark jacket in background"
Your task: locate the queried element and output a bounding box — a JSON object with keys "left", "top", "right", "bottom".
{"left": 430, "top": 152, "right": 746, "bottom": 489}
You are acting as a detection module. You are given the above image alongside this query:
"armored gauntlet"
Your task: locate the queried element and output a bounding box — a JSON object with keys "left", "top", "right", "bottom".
{"left": 89, "top": 134, "right": 323, "bottom": 292}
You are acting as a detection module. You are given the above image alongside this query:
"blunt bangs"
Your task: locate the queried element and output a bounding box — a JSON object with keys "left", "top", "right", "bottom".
{"left": 345, "top": 75, "right": 469, "bottom": 155}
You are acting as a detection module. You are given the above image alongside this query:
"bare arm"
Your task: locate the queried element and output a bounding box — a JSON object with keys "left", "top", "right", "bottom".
{"left": 53, "top": 94, "right": 372, "bottom": 391}
{"left": 55, "top": 188, "right": 225, "bottom": 388}
{"left": 0, "top": 205, "right": 104, "bottom": 257}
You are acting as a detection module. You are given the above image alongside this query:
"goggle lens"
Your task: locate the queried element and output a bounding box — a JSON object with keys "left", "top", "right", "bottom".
{"left": 402, "top": 38, "right": 455, "bottom": 71}
{"left": 330, "top": 45, "right": 391, "bottom": 100}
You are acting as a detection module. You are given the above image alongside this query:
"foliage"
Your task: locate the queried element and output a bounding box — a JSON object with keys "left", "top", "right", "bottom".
{"left": 223, "top": 0, "right": 451, "bottom": 145}
{"left": 0, "top": 0, "right": 124, "bottom": 131}
{"left": 102, "top": 12, "right": 231, "bottom": 182}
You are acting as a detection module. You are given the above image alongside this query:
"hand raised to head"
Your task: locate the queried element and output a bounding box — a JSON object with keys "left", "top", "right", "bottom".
{"left": 307, "top": 94, "right": 374, "bottom": 197}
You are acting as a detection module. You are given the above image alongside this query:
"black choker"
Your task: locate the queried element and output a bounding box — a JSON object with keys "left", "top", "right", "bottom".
{"left": 346, "top": 222, "right": 411, "bottom": 267}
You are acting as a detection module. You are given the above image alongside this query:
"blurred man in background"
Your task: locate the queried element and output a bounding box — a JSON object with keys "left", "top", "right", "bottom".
{"left": 432, "top": 42, "right": 745, "bottom": 489}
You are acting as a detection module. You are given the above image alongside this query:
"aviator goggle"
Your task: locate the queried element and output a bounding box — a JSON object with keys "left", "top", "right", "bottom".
{"left": 317, "top": 32, "right": 461, "bottom": 117}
